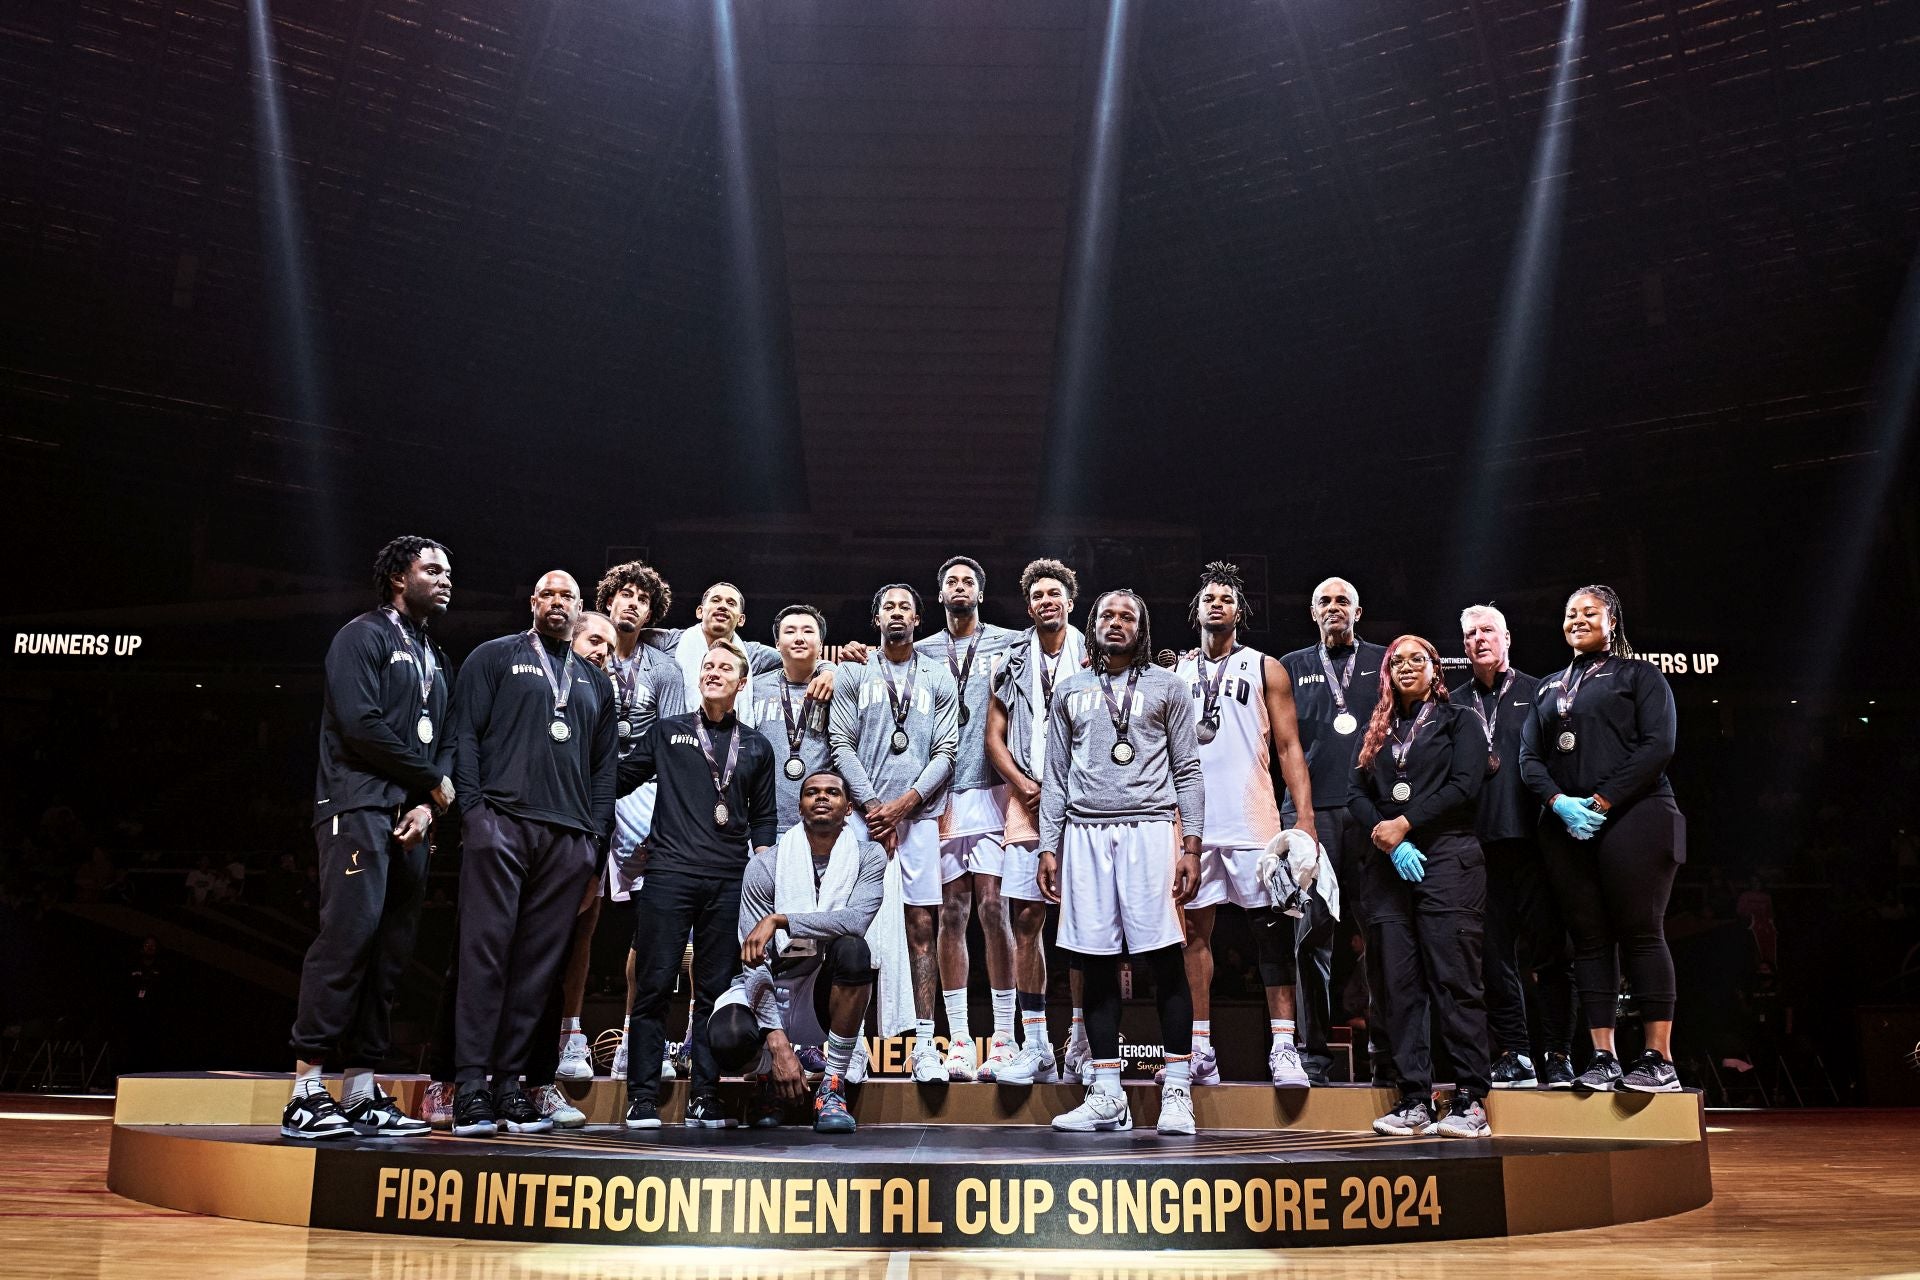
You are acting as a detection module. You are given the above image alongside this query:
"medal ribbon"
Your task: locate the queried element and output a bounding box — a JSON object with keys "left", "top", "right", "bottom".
{"left": 608, "top": 652, "right": 640, "bottom": 721}
{"left": 384, "top": 608, "right": 436, "bottom": 705}
{"left": 945, "top": 628, "right": 979, "bottom": 706}
{"left": 694, "top": 716, "right": 742, "bottom": 808}
{"left": 1038, "top": 645, "right": 1065, "bottom": 713}
{"left": 1388, "top": 700, "right": 1436, "bottom": 773}
{"left": 1463, "top": 669, "right": 1515, "bottom": 748}
{"left": 1195, "top": 645, "right": 1235, "bottom": 724}
{"left": 528, "top": 630, "right": 576, "bottom": 717}
{"left": 779, "top": 675, "right": 810, "bottom": 755}
{"left": 881, "top": 656, "right": 918, "bottom": 736}
{"left": 1555, "top": 655, "right": 1610, "bottom": 721}
{"left": 1099, "top": 665, "right": 1143, "bottom": 743}
{"left": 1318, "top": 645, "right": 1357, "bottom": 715}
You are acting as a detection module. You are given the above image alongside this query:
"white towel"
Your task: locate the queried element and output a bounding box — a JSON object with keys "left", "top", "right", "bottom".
{"left": 676, "top": 626, "right": 756, "bottom": 727}
{"left": 1027, "top": 628, "right": 1085, "bottom": 781}
{"left": 1258, "top": 828, "right": 1341, "bottom": 921}
{"left": 771, "top": 824, "right": 914, "bottom": 1038}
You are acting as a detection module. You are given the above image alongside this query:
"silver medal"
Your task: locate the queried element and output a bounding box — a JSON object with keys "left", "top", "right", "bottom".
{"left": 1391, "top": 780, "right": 1412, "bottom": 803}
{"left": 1196, "top": 717, "right": 1218, "bottom": 746}
{"left": 713, "top": 800, "right": 730, "bottom": 828}
{"left": 890, "top": 727, "right": 910, "bottom": 754}
{"left": 1334, "top": 712, "right": 1358, "bottom": 735}
{"left": 784, "top": 756, "right": 805, "bottom": 782}
{"left": 1110, "top": 740, "right": 1135, "bottom": 766}
{"left": 1556, "top": 730, "right": 1577, "bottom": 753}
{"left": 416, "top": 715, "right": 434, "bottom": 745}
{"left": 958, "top": 704, "right": 970, "bottom": 727}
{"left": 617, "top": 719, "right": 633, "bottom": 739}
{"left": 549, "top": 719, "right": 571, "bottom": 743}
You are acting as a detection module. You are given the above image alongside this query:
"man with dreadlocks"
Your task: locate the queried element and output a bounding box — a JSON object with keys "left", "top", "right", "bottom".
{"left": 286, "top": 535, "right": 454, "bottom": 1140}
{"left": 1171, "top": 562, "right": 1322, "bottom": 1089}
{"left": 1518, "top": 584, "right": 1686, "bottom": 1094}
{"left": 1038, "top": 589, "right": 1206, "bottom": 1135}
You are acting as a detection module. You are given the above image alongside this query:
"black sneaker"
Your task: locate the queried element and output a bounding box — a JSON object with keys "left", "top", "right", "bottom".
{"left": 493, "top": 1085, "right": 555, "bottom": 1134}
{"left": 1489, "top": 1050, "right": 1537, "bottom": 1089}
{"left": 1371, "top": 1094, "right": 1436, "bottom": 1137}
{"left": 451, "top": 1088, "right": 498, "bottom": 1138}
{"left": 624, "top": 1097, "right": 662, "bottom": 1130}
{"left": 685, "top": 1093, "right": 736, "bottom": 1129}
{"left": 747, "top": 1082, "right": 785, "bottom": 1130}
{"left": 1573, "top": 1049, "right": 1624, "bottom": 1092}
{"left": 281, "top": 1089, "right": 356, "bottom": 1141}
{"left": 1539, "top": 1051, "right": 1576, "bottom": 1089}
{"left": 345, "top": 1088, "right": 431, "bottom": 1137}
{"left": 1619, "top": 1049, "right": 1682, "bottom": 1093}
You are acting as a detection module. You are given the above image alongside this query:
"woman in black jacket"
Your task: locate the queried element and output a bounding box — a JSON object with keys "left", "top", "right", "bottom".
{"left": 1349, "top": 635, "right": 1491, "bottom": 1139}
{"left": 1519, "top": 584, "right": 1685, "bottom": 1093}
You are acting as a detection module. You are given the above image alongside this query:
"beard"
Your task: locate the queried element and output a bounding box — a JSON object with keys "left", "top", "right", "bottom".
{"left": 945, "top": 598, "right": 978, "bottom": 618}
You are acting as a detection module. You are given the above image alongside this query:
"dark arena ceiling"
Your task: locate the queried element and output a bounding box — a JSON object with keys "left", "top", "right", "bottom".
{"left": 0, "top": 0, "right": 1915, "bottom": 621}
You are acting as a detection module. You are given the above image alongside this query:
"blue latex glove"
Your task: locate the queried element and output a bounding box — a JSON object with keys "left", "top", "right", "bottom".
{"left": 1390, "top": 841, "right": 1426, "bottom": 882}
{"left": 1551, "top": 794, "right": 1606, "bottom": 840}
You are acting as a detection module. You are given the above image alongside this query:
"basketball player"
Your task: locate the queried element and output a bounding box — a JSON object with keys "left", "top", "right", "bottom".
{"left": 284, "top": 536, "right": 453, "bottom": 1140}
{"left": 1038, "top": 590, "right": 1206, "bottom": 1135}
{"left": 985, "top": 559, "right": 1086, "bottom": 1085}
{"left": 1172, "top": 562, "right": 1320, "bottom": 1088}
{"left": 747, "top": 605, "right": 839, "bottom": 838}
{"left": 1278, "top": 576, "right": 1392, "bottom": 1083}
{"left": 641, "top": 581, "right": 837, "bottom": 723}
{"left": 1451, "top": 604, "right": 1575, "bottom": 1089}
{"left": 914, "top": 557, "right": 1022, "bottom": 1080}
{"left": 828, "top": 584, "right": 960, "bottom": 1082}
{"left": 446, "top": 570, "right": 616, "bottom": 1137}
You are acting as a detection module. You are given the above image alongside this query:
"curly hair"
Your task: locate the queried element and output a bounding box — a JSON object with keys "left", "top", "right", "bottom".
{"left": 1020, "top": 557, "right": 1078, "bottom": 602}
{"left": 1086, "top": 589, "right": 1153, "bottom": 675}
{"left": 871, "top": 582, "right": 923, "bottom": 620}
{"left": 1567, "top": 584, "right": 1638, "bottom": 659}
{"left": 771, "top": 603, "right": 828, "bottom": 644}
{"left": 595, "top": 560, "right": 672, "bottom": 625}
{"left": 1356, "top": 635, "right": 1450, "bottom": 769}
{"left": 372, "top": 536, "right": 448, "bottom": 606}
{"left": 1187, "top": 560, "right": 1252, "bottom": 630}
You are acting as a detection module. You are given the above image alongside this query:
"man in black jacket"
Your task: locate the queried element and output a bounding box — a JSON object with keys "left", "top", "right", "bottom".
{"left": 448, "top": 570, "right": 617, "bottom": 1137}
{"left": 284, "top": 536, "right": 454, "bottom": 1140}
{"left": 616, "top": 639, "right": 778, "bottom": 1130}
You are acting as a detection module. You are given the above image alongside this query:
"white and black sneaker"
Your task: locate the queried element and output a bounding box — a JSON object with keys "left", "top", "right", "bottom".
{"left": 1573, "top": 1049, "right": 1624, "bottom": 1092}
{"left": 1619, "top": 1049, "right": 1682, "bottom": 1093}
{"left": 685, "top": 1093, "right": 736, "bottom": 1129}
{"left": 1051, "top": 1089, "right": 1134, "bottom": 1132}
{"left": 1539, "top": 1051, "right": 1577, "bottom": 1089}
{"left": 624, "top": 1097, "right": 662, "bottom": 1130}
{"left": 1372, "top": 1094, "right": 1436, "bottom": 1137}
{"left": 493, "top": 1086, "right": 554, "bottom": 1134}
{"left": 345, "top": 1088, "right": 431, "bottom": 1137}
{"left": 1489, "top": 1050, "right": 1537, "bottom": 1089}
{"left": 451, "top": 1088, "right": 498, "bottom": 1138}
{"left": 1434, "top": 1093, "right": 1492, "bottom": 1139}
{"left": 282, "top": 1089, "right": 356, "bottom": 1141}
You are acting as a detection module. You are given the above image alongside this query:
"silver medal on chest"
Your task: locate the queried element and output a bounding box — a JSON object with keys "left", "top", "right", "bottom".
{"left": 1391, "top": 780, "right": 1412, "bottom": 803}
{"left": 1333, "top": 712, "right": 1358, "bottom": 735}
{"left": 549, "top": 719, "right": 571, "bottom": 743}
{"left": 416, "top": 715, "right": 434, "bottom": 745}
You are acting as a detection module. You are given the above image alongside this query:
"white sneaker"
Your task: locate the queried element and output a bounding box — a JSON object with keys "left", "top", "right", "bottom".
{"left": 913, "top": 1041, "right": 950, "bottom": 1084}
{"left": 1051, "top": 1088, "right": 1133, "bottom": 1132}
{"left": 1269, "top": 1041, "right": 1311, "bottom": 1088}
{"left": 847, "top": 1040, "right": 870, "bottom": 1084}
{"left": 1157, "top": 1083, "right": 1196, "bottom": 1135}
{"left": 993, "top": 1038, "right": 1059, "bottom": 1086}
{"left": 660, "top": 1043, "right": 678, "bottom": 1081}
{"left": 556, "top": 1032, "right": 593, "bottom": 1082}
{"left": 975, "top": 1034, "right": 1016, "bottom": 1082}
{"left": 1064, "top": 1036, "right": 1094, "bottom": 1086}
{"left": 610, "top": 1032, "right": 629, "bottom": 1080}
{"left": 944, "top": 1037, "right": 978, "bottom": 1082}
{"left": 1154, "top": 1046, "right": 1220, "bottom": 1085}
{"left": 533, "top": 1083, "right": 586, "bottom": 1128}
{"left": 419, "top": 1080, "right": 455, "bottom": 1129}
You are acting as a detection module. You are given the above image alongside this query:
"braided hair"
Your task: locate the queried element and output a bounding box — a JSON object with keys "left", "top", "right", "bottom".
{"left": 1356, "top": 635, "right": 1451, "bottom": 769}
{"left": 371, "top": 536, "right": 447, "bottom": 606}
{"left": 1187, "top": 560, "right": 1251, "bottom": 630}
{"left": 1568, "top": 584, "right": 1637, "bottom": 658}
{"left": 1085, "top": 589, "right": 1153, "bottom": 675}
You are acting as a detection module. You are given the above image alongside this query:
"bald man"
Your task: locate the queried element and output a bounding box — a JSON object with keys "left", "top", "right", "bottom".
{"left": 1278, "top": 576, "right": 1391, "bottom": 1084}
{"left": 447, "top": 571, "right": 618, "bottom": 1137}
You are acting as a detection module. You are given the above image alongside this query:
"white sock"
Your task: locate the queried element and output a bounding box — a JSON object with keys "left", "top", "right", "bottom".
{"left": 1192, "top": 1019, "right": 1212, "bottom": 1052}
{"left": 943, "top": 990, "right": 971, "bottom": 1044}
{"left": 1162, "top": 1053, "right": 1192, "bottom": 1088}
{"left": 1271, "top": 1018, "right": 1296, "bottom": 1048}
{"left": 824, "top": 1031, "right": 858, "bottom": 1080}
{"left": 1093, "top": 1061, "right": 1124, "bottom": 1097}
{"left": 293, "top": 1060, "right": 326, "bottom": 1098}
{"left": 621, "top": 1015, "right": 630, "bottom": 1036}
{"left": 916, "top": 1018, "right": 938, "bottom": 1052}
{"left": 1070, "top": 1009, "right": 1088, "bottom": 1047}
{"left": 991, "top": 988, "right": 1016, "bottom": 1041}
{"left": 342, "top": 1066, "right": 375, "bottom": 1105}
{"left": 561, "top": 1016, "right": 582, "bottom": 1035}
{"left": 1021, "top": 1011, "right": 1049, "bottom": 1050}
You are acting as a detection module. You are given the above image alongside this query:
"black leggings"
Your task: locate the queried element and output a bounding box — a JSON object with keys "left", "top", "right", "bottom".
{"left": 1080, "top": 945, "right": 1191, "bottom": 1062}
{"left": 709, "top": 935, "right": 874, "bottom": 1074}
{"left": 1538, "top": 796, "right": 1684, "bottom": 1027}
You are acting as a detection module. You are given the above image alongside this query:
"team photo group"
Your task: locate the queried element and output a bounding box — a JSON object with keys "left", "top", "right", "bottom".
{"left": 284, "top": 536, "right": 1687, "bottom": 1147}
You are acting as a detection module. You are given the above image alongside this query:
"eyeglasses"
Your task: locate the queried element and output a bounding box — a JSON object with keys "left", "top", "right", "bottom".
{"left": 1387, "top": 655, "right": 1431, "bottom": 671}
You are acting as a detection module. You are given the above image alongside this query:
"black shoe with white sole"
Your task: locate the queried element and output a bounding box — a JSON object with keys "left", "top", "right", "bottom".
{"left": 450, "top": 1088, "right": 498, "bottom": 1138}
{"left": 1489, "top": 1050, "right": 1537, "bottom": 1089}
{"left": 624, "top": 1097, "right": 662, "bottom": 1130}
{"left": 282, "top": 1089, "right": 356, "bottom": 1141}
{"left": 345, "top": 1089, "right": 431, "bottom": 1137}
{"left": 1619, "top": 1049, "right": 1683, "bottom": 1093}
{"left": 1539, "top": 1051, "right": 1577, "bottom": 1089}
{"left": 685, "top": 1094, "right": 736, "bottom": 1129}
{"left": 493, "top": 1086, "right": 555, "bottom": 1134}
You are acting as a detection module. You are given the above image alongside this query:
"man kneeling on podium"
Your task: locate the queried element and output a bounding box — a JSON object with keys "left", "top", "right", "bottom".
{"left": 710, "top": 769, "right": 906, "bottom": 1134}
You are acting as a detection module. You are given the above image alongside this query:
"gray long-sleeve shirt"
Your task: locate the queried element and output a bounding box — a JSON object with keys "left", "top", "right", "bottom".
{"left": 914, "top": 622, "right": 1020, "bottom": 794}
{"left": 1038, "top": 663, "right": 1205, "bottom": 854}
{"left": 734, "top": 839, "right": 889, "bottom": 1030}
{"left": 828, "top": 651, "right": 959, "bottom": 820}
{"left": 745, "top": 669, "right": 835, "bottom": 835}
